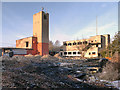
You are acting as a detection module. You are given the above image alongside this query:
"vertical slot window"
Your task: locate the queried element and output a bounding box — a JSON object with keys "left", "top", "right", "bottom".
{"left": 26, "top": 42, "right": 29, "bottom": 47}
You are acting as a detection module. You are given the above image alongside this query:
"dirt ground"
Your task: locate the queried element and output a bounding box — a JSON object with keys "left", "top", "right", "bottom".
{"left": 1, "top": 55, "right": 119, "bottom": 89}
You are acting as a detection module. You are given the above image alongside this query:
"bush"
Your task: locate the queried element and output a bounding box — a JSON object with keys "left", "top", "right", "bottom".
{"left": 97, "top": 61, "right": 120, "bottom": 81}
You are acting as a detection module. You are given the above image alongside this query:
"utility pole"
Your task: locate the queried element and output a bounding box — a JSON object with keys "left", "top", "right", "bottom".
{"left": 96, "top": 16, "right": 98, "bottom": 35}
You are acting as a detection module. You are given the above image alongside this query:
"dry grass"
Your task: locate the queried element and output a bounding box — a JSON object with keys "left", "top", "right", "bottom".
{"left": 97, "top": 60, "right": 120, "bottom": 81}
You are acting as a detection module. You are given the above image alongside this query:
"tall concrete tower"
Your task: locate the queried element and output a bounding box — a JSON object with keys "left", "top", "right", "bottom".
{"left": 33, "top": 11, "right": 49, "bottom": 56}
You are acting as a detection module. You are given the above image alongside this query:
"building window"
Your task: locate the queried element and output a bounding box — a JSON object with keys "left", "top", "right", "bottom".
{"left": 96, "top": 44, "right": 98, "bottom": 47}
{"left": 91, "top": 41, "right": 93, "bottom": 43}
{"left": 68, "top": 52, "right": 71, "bottom": 55}
{"left": 78, "top": 42, "right": 82, "bottom": 45}
{"left": 60, "top": 52, "right": 63, "bottom": 56}
{"left": 85, "top": 41, "right": 87, "bottom": 44}
{"left": 78, "top": 52, "right": 82, "bottom": 54}
{"left": 83, "top": 41, "right": 87, "bottom": 44}
{"left": 44, "top": 15, "right": 47, "bottom": 19}
{"left": 73, "top": 42, "right": 76, "bottom": 45}
{"left": 26, "top": 42, "right": 29, "bottom": 47}
{"left": 89, "top": 52, "right": 91, "bottom": 55}
{"left": 68, "top": 43, "right": 72, "bottom": 46}
{"left": 64, "top": 52, "right": 67, "bottom": 55}
{"left": 92, "top": 52, "right": 96, "bottom": 55}
{"left": 64, "top": 43, "right": 67, "bottom": 46}
{"left": 73, "top": 52, "right": 76, "bottom": 54}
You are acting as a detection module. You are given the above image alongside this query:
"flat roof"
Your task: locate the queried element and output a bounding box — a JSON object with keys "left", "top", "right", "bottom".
{"left": 16, "top": 36, "right": 37, "bottom": 41}
{"left": 0, "top": 47, "right": 33, "bottom": 50}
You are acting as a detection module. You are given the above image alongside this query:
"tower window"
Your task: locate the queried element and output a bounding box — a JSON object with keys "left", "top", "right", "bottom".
{"left": 44, "top": 15, "right": 47, "bottom": 19}
{"left": 26, "top": 42, "right": 29, "bottom": 47}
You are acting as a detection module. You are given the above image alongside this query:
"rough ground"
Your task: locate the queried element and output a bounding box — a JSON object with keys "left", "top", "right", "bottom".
{"left": 1, "top": 55, "right": 119, "bottom": 89}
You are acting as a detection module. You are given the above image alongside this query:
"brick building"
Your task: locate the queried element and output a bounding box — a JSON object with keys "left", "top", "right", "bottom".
{"left": 16, "top": 10, "right": 49, "bottom": 56}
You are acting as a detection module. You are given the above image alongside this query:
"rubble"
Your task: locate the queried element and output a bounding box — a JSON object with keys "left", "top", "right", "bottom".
{"left": 41, "top": 54, "right": 57, "bottom": 60}
{"left": 54, "top": 53, "right": 64, "bottom": 59}
{"left": 1, "top": 55, "right": 119, "bottom": 89}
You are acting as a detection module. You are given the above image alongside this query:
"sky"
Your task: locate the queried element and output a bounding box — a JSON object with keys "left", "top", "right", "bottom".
{"left": 1, "top": 2, "right": 118, "bottom": 47}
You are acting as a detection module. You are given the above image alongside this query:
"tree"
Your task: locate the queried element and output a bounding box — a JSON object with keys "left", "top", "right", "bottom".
{"left": 111, "top": 31, "right": 120, "bottom": 53}
{"left": 49, "top": 40, "right": 54, "bottom": 51}
{"left": 49, "top": 40, "right": 62, "bottom": 53}
{"left": 53, "top": 40, "right": 61, "bottom": 52}
{"left": 54, "top": 40, "right": 60, "bottom": 47}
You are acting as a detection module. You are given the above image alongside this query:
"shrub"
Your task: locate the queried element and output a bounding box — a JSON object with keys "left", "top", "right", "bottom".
{"left": 97, "top": 61, "right": 120, "bottom": 81}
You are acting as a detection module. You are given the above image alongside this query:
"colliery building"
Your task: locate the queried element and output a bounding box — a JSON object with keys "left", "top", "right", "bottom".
{"left": 0, "top": 9, "right": 111, "bottom": 58}
{"left": 60, "top": 34, "right": 110, "bottom": 58}
{"left": 16, "top": 10, "right": 49, "bottom": 56}
{"left": 0, "top": 10, "right": 49, "bottom": 56}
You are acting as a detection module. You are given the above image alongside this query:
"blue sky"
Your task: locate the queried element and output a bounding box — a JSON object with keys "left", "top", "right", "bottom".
{"left": 2, "top": 2, "right": 118, "bottom": 47}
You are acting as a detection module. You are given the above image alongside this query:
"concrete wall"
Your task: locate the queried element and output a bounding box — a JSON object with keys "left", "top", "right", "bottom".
{"left": 33, "top": 11, "right": 49, "bottom": 56}
{"left": 33, "top": 11, "right": 42, "bottom": 42}
{"left": 84, "top": 47, "right": 99, "bottom": 58}
{"left": 33, "top": 11, "right": 49, "bottom": 43}
{"left": 102, "top": 34, "right": 110, "bottom": 48}
{"left": 63, "top": 39, "right": 90, "bottom": 51}
{"left": 62, "top": 34, "right": 110, "bottom": 58}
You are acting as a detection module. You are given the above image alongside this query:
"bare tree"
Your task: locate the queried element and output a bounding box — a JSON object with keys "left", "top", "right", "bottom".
{"left": 53, "top": 40, "right": 61, "bottom": 52}
{"left": 49, "top": 40, "right": 54, "bottom": 51}
{"left": 54, "top": 40, "right": 60, "bottom": 47}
